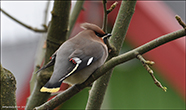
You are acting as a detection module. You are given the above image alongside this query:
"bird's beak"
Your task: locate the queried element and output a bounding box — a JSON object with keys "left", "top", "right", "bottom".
{"left": 106, "top": 33, "right": 112, "bottom": 38}
{"left": 101, "top": 33, "right": 112, "bottom": 44}
{"left": 102, "top": 33, "right": 112, "bottom": 39}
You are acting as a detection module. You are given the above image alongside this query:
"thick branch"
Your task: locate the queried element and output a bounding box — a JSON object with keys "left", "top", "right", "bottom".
{"left": 85, "top": 1, "right": 108, "bottom": 109}
{"left": 86, "top": 0, "right": 136, "bottom": 109}
{"left": 0, "top": 64, "right": 17, "bottom": 110}
{"left": 0, "top": 8, "right": 47, "bottom": 33}
{"left": 35, "top": 28, "right": 185, "bottom": 110}
{"left": 25, "top": 1, "right": 71, "bottom": 110}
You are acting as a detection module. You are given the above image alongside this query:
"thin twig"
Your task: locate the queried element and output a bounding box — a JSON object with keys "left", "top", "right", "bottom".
{"left": 102, "top": 0, "right": 107, "bottom": 32}
{"left": 102, "top": 0, "right": 117, "bottom": 54}
{"left": 107, "top": 1, "right": 118, "bottom": 14}
{"left": 0, "top": 8, "right": 47, "bottom": 33}
{"left": 175, "top": 15, "right": 186, "bottom": 29}
{"left": 136, "top": 54, "right": 167, "bottom": 92}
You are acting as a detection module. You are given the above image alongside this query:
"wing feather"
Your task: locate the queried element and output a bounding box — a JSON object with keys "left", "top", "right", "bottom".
{"left": 59, "top": 42, "right": 105, "bottom": 82}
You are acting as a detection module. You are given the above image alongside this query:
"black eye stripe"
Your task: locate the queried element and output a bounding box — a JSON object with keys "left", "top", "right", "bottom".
{"left": 94, "top": 31, "right": 107, "bottom": 37}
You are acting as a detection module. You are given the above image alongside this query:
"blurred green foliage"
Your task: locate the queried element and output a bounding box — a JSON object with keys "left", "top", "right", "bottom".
{"left": 59, "top": 41, "right": 185, "bottom": 110}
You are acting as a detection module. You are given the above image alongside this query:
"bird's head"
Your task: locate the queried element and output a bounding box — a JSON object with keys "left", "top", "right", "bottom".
{"left": 80, "top": 22, "right": 112, "bottom": 44}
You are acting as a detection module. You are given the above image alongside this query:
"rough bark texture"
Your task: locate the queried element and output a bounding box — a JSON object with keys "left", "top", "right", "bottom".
{"left": 25, "top": 1, "right": 71, "bottom": 110}
{"left": 0, "top": 64, "right": 17, "bottom": 110}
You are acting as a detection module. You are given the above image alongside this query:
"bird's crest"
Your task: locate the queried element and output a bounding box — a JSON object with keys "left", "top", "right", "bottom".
{"left": 80, "top": 22, "right": 105, "bottom": 35}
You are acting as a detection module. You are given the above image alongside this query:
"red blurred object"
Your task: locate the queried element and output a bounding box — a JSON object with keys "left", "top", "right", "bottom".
{"left": 127, "top": 1, "right": 185, "bottom": 99}
{"left": 17, "top": 1, "right": 185, "bottom": 109}
{"left": 108, "top": 1, "right": 185, "bottom": 100}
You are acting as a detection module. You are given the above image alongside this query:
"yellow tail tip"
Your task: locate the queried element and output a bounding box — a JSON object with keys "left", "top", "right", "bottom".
{"left": 40, "top": 87, "right": 60, "bottom": 93}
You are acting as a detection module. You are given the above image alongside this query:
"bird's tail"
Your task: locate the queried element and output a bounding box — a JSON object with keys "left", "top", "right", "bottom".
{"left": 40, "top": 81, "right": 62, "bottom": 93}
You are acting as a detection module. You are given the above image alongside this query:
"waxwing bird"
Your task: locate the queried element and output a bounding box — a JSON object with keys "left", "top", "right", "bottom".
{"left": 39, "top": 23, "right": 111, "bottom": 93}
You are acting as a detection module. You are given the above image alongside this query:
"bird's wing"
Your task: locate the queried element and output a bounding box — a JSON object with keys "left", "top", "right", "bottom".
{"left": 58, "top": 42, "right": 105, "bottom": 82}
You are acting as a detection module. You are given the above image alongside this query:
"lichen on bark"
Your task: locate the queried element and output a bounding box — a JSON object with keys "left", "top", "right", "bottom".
{"left": 0, "top": 64, "right": 17, "bottom": 110}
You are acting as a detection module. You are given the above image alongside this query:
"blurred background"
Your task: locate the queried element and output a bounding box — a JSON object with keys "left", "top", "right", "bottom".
{"left": 1, "top": 1, "right": 185, "bottom": 109}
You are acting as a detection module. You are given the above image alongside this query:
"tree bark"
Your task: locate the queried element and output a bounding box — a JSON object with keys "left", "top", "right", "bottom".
{"left": 25, "top": 1, "right": 71, "bottom": 110}
{"left": 0, "top": 64, "right": 17, "bottom": 110}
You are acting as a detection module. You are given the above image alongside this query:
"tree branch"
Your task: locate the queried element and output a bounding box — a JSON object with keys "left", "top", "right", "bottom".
{"left": 86, "top": 0, "right": 136, "bottom": 109}
{"left": 101, "top": 1, "right": 117, "bottom": 53}
{"left": 102, "top": 0, "right": 108, "bottom": 33}
{"left": 34, "top": 27, "right": 185, "bottom": 110}
{"left": 0, "top": 64, "right": 17, "bottom": 110}
{"left": 136, "top": 54, "right": 167, "bottom": 92}
{"left": 85, "top": 1, "right": 109, "bottom": 109}
{"left": 102, "top": 1, "right": 118, "bottom": 53}
{"left": 0, "top": 8, "right": 47, "bottom": 33}
{"left": 25, "top": 1, "right": 71, "bottom": 110}
{"left": 175, "top": 15, "right": 186, "bottom": 29}
{"left": 107, "top": 1, "right": 118, "bottom": 14}
{"left": 35, "top": 0, "right": 138, "bottom": 109}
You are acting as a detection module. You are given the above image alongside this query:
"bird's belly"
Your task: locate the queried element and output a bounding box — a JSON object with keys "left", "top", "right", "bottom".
{"left": 63, "top": 69, "right": 92, "bottom": 85}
